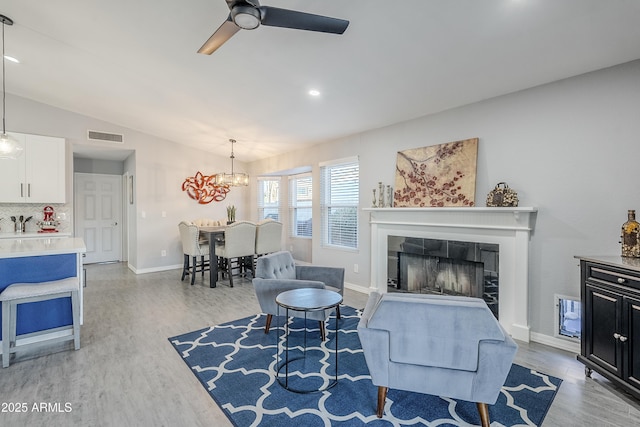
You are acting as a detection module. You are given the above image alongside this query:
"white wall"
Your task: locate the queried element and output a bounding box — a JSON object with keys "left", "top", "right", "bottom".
{"left": 249, "top": 59, "right": 640, "bottom": 339}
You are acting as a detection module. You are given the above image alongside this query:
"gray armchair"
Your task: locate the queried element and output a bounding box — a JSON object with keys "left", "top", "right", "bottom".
{"left": 357, "top": 292, "right": 517, "bottom": 427}
{"left": 252, "top": 251, "right": 345, "bottom": 338}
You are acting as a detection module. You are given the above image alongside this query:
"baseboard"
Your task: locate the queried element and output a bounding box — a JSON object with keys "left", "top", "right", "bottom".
{"left": 128, "top": 264, "right": 182, "bottom": 275}
{"left": 344, "top": 282, "right": 370, "bottom": 294}
{"left": 530, "top": 331, "right": 580, "bottom": 354}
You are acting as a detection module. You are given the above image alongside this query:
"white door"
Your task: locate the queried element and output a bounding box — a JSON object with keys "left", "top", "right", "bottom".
{"left": 75, "top": 173, "right": 123, "bottom": 264}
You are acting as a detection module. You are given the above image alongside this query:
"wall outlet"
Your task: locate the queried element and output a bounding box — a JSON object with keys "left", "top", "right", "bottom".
{"left": 161, "top": 250, "right": 167, "bottom": 257}
{"left": 354, "top": 263, "right": 359, "bottom": 273}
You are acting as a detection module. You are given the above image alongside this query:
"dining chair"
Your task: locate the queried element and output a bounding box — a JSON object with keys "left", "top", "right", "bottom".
{"left": 255, "top": 219, "right": 283, "bottom": 257}
{"left": 215, "top": 221, "right": 257, "bottom": 287}
{"left": 178, "top": 221, "right": 210, "bottom": 286}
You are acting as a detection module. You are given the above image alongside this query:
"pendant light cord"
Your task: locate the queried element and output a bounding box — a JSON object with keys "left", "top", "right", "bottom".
{"left": 2, "top": 20, "right": 6, "bottom": 135}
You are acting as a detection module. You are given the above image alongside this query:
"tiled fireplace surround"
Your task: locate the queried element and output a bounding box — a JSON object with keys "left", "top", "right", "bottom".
{"left": 365, "top": 207, "right": 537, "bottom": 342}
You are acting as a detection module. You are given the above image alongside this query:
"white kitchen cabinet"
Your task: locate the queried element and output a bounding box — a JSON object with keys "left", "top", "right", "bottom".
{"left": 0, "top": 132, "right": 66, "bottom": 203}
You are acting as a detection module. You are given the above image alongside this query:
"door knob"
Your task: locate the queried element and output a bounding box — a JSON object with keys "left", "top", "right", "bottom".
{"left": 619, "top": 335, "right": 628, "bottom": 342}
{"left": 613, "top": 333, "right": 621, "bottom": 340}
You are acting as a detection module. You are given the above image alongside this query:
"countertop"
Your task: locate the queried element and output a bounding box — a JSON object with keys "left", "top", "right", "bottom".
{"left": 575, "top": 255, "right": 640, "bottom": 273}
{"left": 0, "top": 231, "right": 72, "bottom": 239}
{"left": 0, "top": 237, "right": 86, "bottom": 259}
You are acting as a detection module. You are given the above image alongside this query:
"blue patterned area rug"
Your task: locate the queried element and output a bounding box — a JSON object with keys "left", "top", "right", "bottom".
{"left": 169, "top": 306, "right": 561, "bottom": 426}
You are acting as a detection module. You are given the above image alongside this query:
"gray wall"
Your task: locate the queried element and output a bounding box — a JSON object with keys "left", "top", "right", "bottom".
{"left": 248, "top": 59, "right": 640, "bottom": 340}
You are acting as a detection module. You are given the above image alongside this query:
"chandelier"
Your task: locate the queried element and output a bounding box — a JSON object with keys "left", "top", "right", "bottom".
{"left": 216, "top": 139, "right": 249, "bottom": 186}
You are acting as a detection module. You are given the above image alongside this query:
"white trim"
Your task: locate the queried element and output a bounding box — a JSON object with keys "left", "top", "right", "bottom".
{"left": 530, "top": 331, "right": 581, "bottom": 353}
{"left": 128, "top": 264, "right": 183, "bottom": 274}
{"left": 319, "top": 155, "right": 359, "bottom": 167}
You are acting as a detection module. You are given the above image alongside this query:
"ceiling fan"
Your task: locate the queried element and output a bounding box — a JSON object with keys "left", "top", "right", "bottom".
{"left": 198, "top": 0, "right": 349, "bottom": 55}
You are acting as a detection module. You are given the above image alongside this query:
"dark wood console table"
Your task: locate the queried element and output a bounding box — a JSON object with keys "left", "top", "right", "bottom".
{"left": 576, "top": 256, "right": 640, "bottom": 399}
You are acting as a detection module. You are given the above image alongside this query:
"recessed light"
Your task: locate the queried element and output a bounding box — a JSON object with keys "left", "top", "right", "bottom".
{"left": 4, "top": 55, "right": 19, "bottom": 63}
{"left": 308, "top": 89, "right": 320, "bottom": 97}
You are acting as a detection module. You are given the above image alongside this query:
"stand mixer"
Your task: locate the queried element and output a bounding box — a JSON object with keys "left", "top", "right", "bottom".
{"left": 37, "top": 206, "right": 60, "bottom": 232}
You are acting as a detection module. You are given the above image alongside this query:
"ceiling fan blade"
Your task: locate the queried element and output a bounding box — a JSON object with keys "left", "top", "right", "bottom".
{"left": 259, "top": 6, "right": 349, "bottom": 34}
{"left": 197, "top": 16, "right": 240, "bottom": 55}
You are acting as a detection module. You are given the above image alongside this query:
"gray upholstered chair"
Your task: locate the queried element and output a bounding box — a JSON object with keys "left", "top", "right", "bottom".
{"left": 357, "top": 292, "right": 517, "bottom": 427}
{"left": 178, "top": 221, "right": 210, "bottom": 286}
{"left": 215, "top": 221, "right": 257, "bottom": 287}
{"left": 252, "top": 251, "right": 345, "bottom": 338}
{"left": 255, "top": 219, "right": 283, "bottom": 257}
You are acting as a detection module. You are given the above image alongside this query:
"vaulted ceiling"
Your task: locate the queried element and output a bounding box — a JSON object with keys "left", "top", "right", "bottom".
{"left": 3, "top": 1, "right": 640, "bottom": 161}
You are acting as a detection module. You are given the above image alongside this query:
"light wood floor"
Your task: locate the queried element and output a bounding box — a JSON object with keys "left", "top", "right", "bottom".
{"left": 0, "top": 262, "right": 639, "bottom": 426}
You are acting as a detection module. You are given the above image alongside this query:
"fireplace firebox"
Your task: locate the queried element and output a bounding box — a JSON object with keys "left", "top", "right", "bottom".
{"left": 388, "top": 236, "right": 499, "bottom": 318}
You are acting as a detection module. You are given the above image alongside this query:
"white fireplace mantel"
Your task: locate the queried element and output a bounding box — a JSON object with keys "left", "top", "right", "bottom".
{"left": 364, "top": 207, "right": 537, "bottom": 342}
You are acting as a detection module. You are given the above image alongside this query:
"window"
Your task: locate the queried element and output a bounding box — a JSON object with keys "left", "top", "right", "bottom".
{"left": 320, "top": 157, "right": 359, "bottom": 249}
{"left": 289, "top": 174, "right": 312, "bottom": 237}
{"left": 257, "top": 177, "right": 281, "bottom": 221}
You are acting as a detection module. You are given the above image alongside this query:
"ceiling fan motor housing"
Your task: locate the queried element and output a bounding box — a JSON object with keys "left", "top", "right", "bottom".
{"left": 231, "top": 5, "right": 261, "bottom": 29}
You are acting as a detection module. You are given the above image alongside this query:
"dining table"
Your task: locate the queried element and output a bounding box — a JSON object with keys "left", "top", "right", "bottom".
{"left": 198, "top": 225, "right": 226, "bottom": 288}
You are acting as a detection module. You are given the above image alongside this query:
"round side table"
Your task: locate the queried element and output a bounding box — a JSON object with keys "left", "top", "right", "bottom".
{"left": 275, "top": 288, "right": 342, "bottom": 393}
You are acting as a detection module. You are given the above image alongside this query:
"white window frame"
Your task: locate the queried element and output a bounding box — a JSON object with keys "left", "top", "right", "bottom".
{"left": 320, "top": 156, "right": 359, "bottom": 250}
{"left": 257, "top": 177, "right": 282, "bottom": 221}
{"left": 289, "top": 173, "right": 313, "bottom": 238}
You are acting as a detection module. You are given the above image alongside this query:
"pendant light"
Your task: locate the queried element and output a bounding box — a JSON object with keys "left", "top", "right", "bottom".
{"left": 0, "top": 14, "right": 21, "bottom": 160}
{"left": 216, "top": 139, "right": 249, "bottom": 186}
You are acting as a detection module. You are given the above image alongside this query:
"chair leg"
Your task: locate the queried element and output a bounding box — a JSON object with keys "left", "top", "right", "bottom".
{"left": 248, "top": 255, "right": 254, "bottom": 278}
{"left": 319, "top": 321, "right": 326, "bottom": 341}
{"left": 377, "top": 386, "right": 388, "bottom": 418}
{"left": 201, "top": 256, "right": 205, "bottom": 277}
{"left": 228, "top": 258, "right": 234, "bottom": 287}
{"left": 191, "top": 256, "right": 197, "bottom": 286}
{"left": 336, "top": 305, "right": 341, "bottom": 319}
{"left": 264, "top": 314, "right": 272, "bottom": 334}
{"left": 71, "top": 290, "right": 81, "bottom": 350}
{"left": 2, "top": 300, "right": 10, "bottom": 368}
{"left": 476, "top": 402, "right": 490, "bottom": 427}
{"left": 181, "top": 254, "right": 189, "bottom": 281}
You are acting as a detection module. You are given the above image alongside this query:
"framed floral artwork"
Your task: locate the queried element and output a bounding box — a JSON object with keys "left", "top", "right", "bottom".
{"left": 394, "top": 138, "right": 478, "bottom": 207}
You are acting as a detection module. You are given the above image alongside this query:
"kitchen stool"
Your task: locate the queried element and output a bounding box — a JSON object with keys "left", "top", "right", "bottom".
{"left": 1, "top": 277, "right": 81, "bottom": 368}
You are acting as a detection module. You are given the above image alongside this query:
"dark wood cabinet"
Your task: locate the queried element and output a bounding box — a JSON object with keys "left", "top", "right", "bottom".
{"left": 577, "top": 257, "right": 640, "bottom": 399}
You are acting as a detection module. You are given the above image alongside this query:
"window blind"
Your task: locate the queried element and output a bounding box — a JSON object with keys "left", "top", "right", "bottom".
{"left": 320, "top": 159, "right": 359, "bottom": 249}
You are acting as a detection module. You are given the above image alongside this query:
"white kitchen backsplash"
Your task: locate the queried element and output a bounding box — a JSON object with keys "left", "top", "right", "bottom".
{"left": 0, "top": 203, "right": 71, "bottom": 233}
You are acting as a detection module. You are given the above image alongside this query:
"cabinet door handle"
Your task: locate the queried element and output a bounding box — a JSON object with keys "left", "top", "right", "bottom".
{"left": 28, "top": 183, "right": 31, "bottom": 197}
{"left": 619, "top": 335, "right": 628, "bottom": 342}
{"left": 617, "top": 277, "right": 626, "bottom": 284}
{"left": 20, "top": 183, "right": 24, "bottom": 197}
{"left": 613, "top": 333, "right": 621, "bottom": 340}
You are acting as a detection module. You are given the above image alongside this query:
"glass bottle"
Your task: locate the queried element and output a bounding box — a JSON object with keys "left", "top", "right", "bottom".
{"left": 621, "top": 209, "right": 640, "bottom": 257}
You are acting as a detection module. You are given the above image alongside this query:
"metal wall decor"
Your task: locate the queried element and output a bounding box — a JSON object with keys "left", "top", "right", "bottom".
{"left": 182, "top": 171, "right": 230, "bottom": 204}
{"left": 486, "top": 182, "right": 519, "bottom": 207}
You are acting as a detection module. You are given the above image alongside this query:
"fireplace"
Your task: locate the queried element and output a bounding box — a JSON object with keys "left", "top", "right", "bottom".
{"left": 389, "top": 236, "right": 499, "bottom": 318}
{"left": 365, "top": 207, "right": 536, "bottom": 342}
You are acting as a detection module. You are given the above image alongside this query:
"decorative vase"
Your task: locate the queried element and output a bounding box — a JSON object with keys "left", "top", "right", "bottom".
{"left": 378, "top": 182, "right": 385, "bottom": 208}
{"left": 372, "top": 189, "right": 377, "bottom": 208}
{"left": 387, "top": 185, "right": 393, "bottom": 208}
{"left": 621, "top": 209, "right": 640, "bottom": 258}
